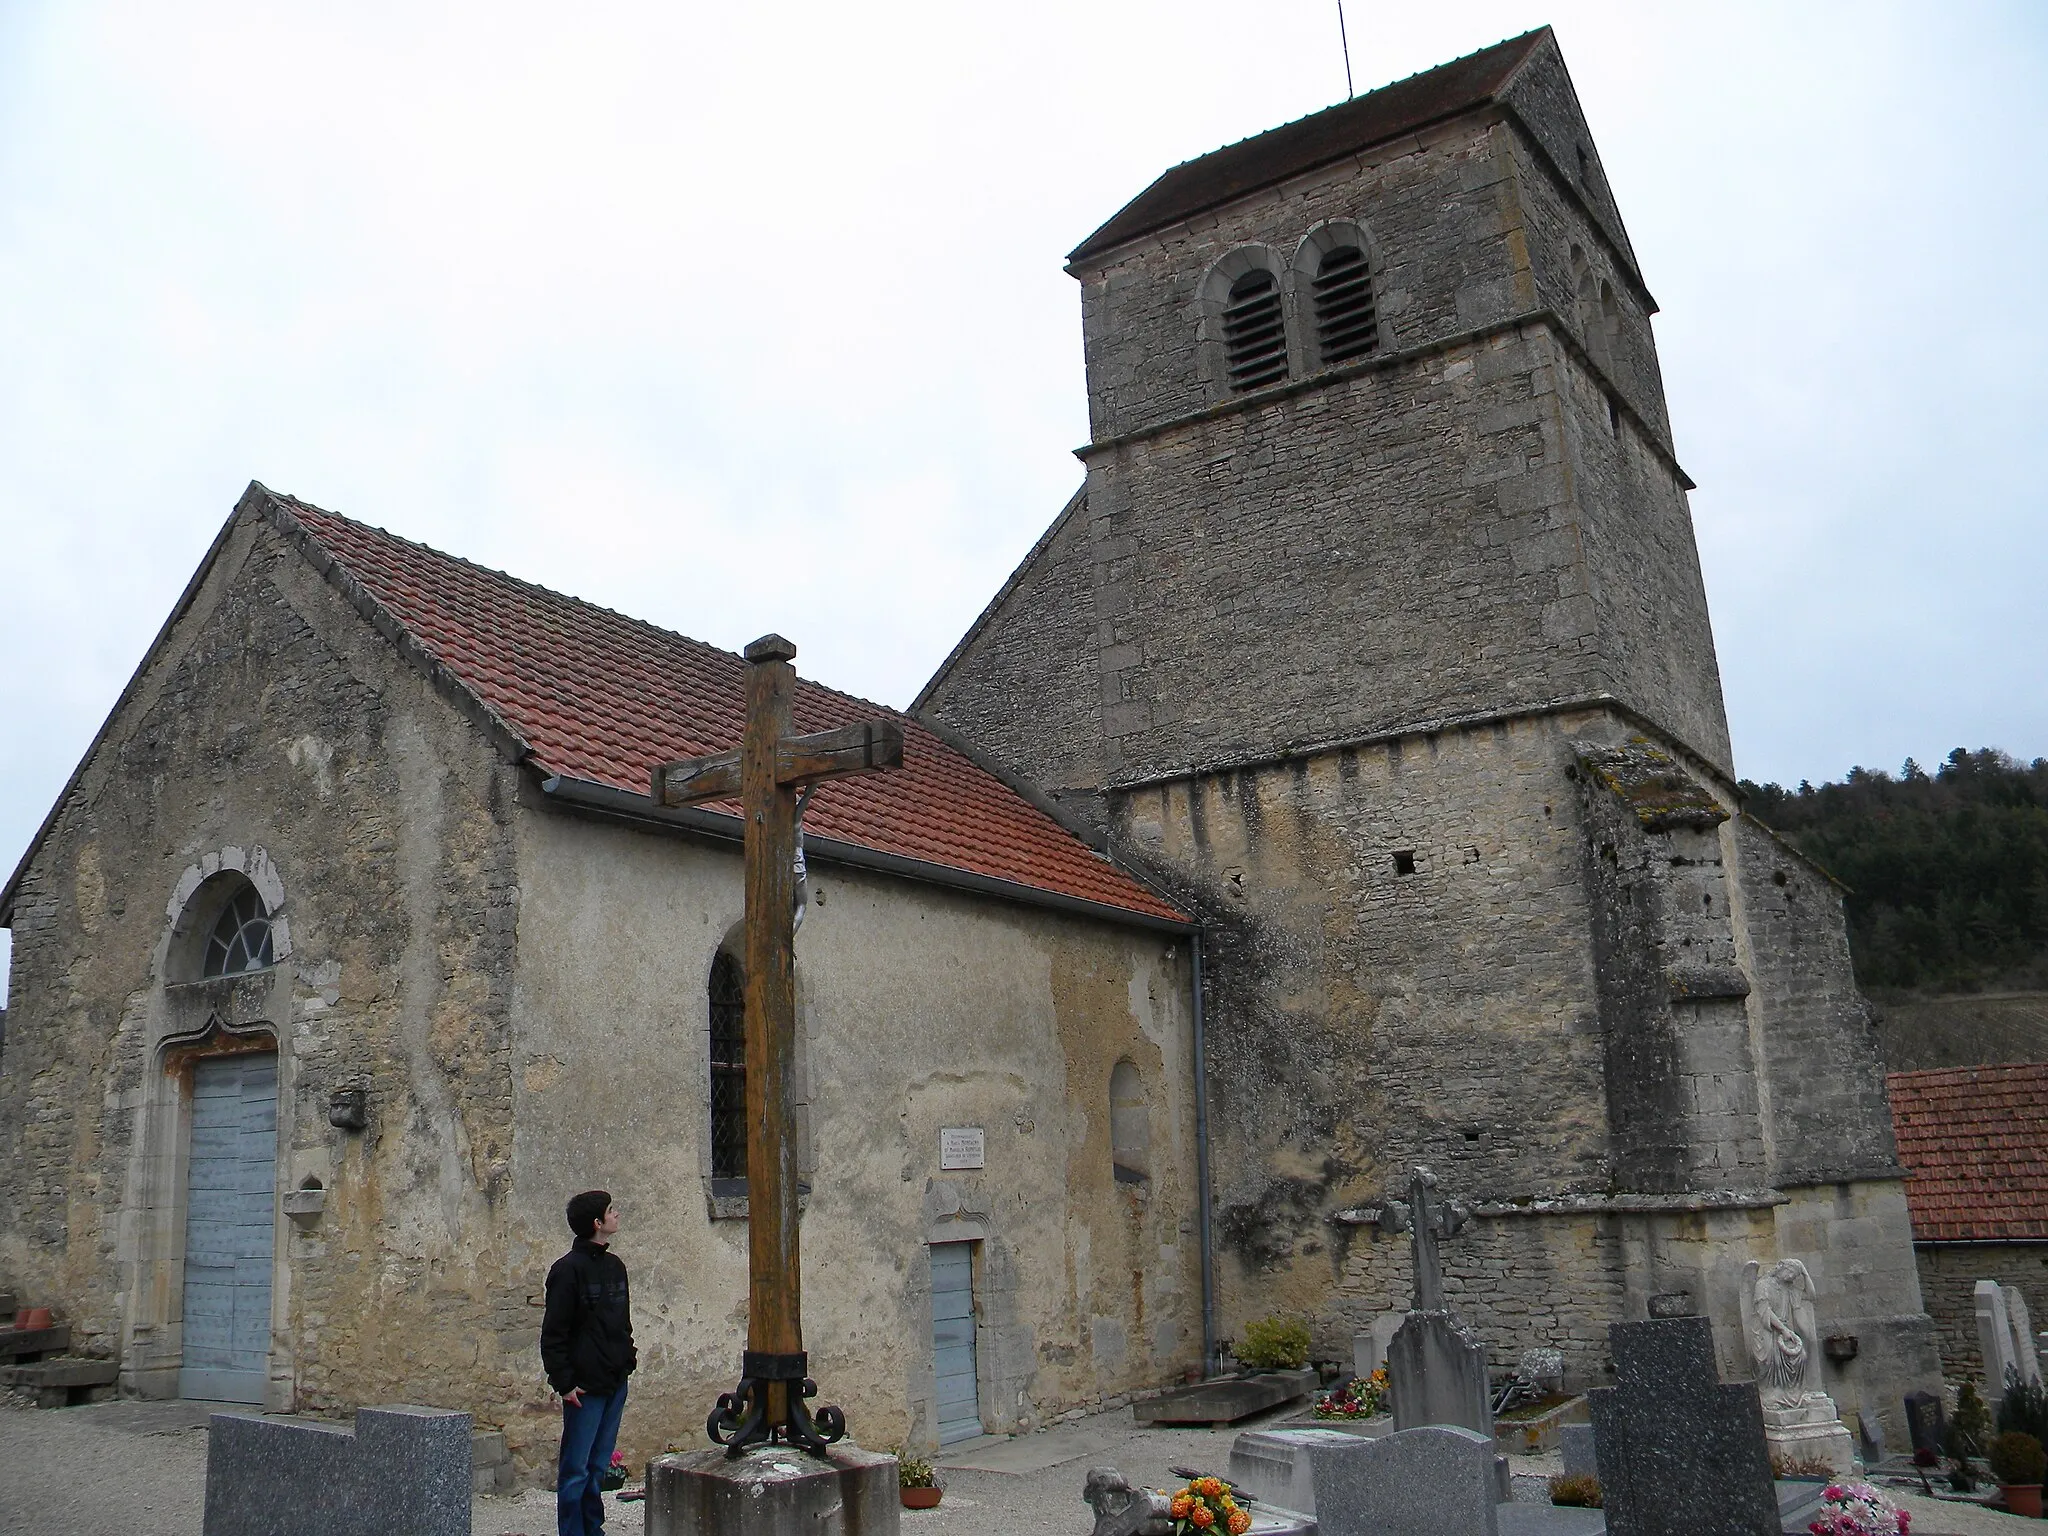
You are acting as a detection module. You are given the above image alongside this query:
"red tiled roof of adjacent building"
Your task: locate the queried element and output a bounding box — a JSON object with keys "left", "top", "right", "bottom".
{"left": 1888, "top": 1063, "right": 2048, "bottom": 1242}
{"left": 266, "top": 492, "right": 1185, "bottom": 926}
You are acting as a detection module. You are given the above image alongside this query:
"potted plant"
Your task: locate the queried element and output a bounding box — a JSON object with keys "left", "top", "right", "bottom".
{"left": 1804, "top": 1481, "right": 1908, "bottom": 1536}
{"left": 1988, "top": 1431, "right": 2046, "bottom": 1519}
{"left": 600, "top": 1449, "right": 629, "bottom": 1492}
{"left": 897, "top": 1450, "right": 942, "bottom": 1509}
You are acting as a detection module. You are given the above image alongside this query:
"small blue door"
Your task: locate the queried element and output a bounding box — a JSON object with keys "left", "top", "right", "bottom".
{"left": 931, "top": 1242, "right": 982, "bottom": 1444}
{"left": 179, "top": 1055, "right": 276, "bottom": 1403}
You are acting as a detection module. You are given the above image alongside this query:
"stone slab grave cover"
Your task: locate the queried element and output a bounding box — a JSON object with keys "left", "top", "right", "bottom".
{"left": 1308, "top": 1424, "right": 1499, "bottom": 1536}
{"left": 1588, "top": 1317, "right": 1778, "bottom": 1536}
{"left": 1083, "top": 1467, "right": 1311, "bottom": 1536}
{"left": 203, "top": 1404, "right": 470, "bottom": 1536}
{"left": 1134, "top": 1368, "right": 1318, "bottom": 1426}
{"left": 647, "top": 1442, "right": 898, "bottom": 1536}
{"left": 1736, "top": 1258, "right": 1856, "bottom": 1475}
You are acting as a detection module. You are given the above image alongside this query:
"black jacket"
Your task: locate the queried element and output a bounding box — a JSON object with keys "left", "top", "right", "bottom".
{"left": 540, "top": 1238, "right": 637, "bottom": 1396}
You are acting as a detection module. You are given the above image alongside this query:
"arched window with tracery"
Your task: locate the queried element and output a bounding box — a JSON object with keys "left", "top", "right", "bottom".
{"left": 1221, "top": 270, "right": 1288, "bottom": 391}
{"left": 203, "top": 884, "right": 274, "bottom": 978}
{"left": 1311, "top": 245, "right": 1378, "bottom": 364}
{"left": 708, "top": 951, "right": 747, "bottom": 1180}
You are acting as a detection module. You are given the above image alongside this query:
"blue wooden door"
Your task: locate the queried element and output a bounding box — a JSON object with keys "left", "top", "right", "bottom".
{"left": 931, "top": 1242, "right": 982, "bottom": 1444}
{"left": 179, "top": 1055, "right": 276, "bottom": 1403}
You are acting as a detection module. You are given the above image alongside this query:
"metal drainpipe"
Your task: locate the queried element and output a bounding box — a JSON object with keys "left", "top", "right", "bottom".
{"left": 1193, "top": 928, "right": 1219, "bottom": 1378}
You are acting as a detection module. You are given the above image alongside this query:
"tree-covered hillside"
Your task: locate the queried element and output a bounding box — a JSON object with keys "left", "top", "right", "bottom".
{"left": 1741, "top": 749, "right": 2048, "bottom": 994}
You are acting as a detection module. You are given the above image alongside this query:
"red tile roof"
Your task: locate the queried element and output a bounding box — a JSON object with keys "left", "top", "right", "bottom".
{"left": 1888, "top": 1063, "right": 2048, "bottom": 1242}
{"left": 265, "top": 492, "right": 1184, "bottom": 926}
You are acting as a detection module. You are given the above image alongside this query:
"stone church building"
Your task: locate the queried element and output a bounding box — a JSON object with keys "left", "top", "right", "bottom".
{"left": 0, "top": 27, "right": 1936, "bottom": 1472}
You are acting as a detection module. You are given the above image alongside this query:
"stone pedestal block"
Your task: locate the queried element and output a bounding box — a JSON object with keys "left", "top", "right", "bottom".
{"left": 1389, "top": 1311, "right": 1492, "bottom": 1439}
{"left": 647, "top": 1443, "right": 899, "bottom": 1536}
{"left": 1762, "top": 1404, "right": 1857, "bottom": 1476}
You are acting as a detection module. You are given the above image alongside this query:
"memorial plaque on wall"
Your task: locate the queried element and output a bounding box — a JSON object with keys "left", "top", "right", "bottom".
{"left": 939, "top": 1127, "right": 985, "bottom": 1170}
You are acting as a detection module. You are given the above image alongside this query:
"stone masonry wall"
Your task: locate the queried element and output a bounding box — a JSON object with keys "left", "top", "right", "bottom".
{"left": 1730, "top": 815, "right": 1901, "bottom": 1184}
{"left": 1108, "top": 707, "right": 1623, "bottom": 1313}
{"left": 1915, "top": 1244, "right": 2048, "bottom": 1386}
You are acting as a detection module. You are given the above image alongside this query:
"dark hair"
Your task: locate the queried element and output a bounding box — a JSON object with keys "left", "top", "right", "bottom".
{"left": 566, "top": 1190, "right": 612, "bottom": 1240}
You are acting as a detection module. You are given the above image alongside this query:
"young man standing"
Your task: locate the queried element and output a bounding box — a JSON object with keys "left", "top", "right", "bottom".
{"left": 541, "top": 1190, "right": 636, "bottom": 1536}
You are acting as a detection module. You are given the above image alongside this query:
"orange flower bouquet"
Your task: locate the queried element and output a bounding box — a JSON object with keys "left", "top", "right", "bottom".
{"left": 1169, "top": 1477, "right": 1252, "bottom": 1536}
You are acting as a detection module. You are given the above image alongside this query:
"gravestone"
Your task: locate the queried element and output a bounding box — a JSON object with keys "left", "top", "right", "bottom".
{"left": 1559, "top": 1423, "right": 1597, "bottom": 1482}
{"left": 204, "top": 1404, "right": 470, "bottom": 1536}
{"left": 1230, "top": 1427, "right": 1368, "bottom": 1515}
{"left": 1383, "top": 1168, "right": 1492, "bottom": 1440}
{"left": 1856, "top": 1407, "right": 1886, "bottom": 1467}
{"left": 1902, "top": 1391, "right": 1945, "bottom": 1458}
{"left": 2006, "top": 1286, "right": 2043, "bottom": 1388}
{"left": 1308, "top": 1425, "right": 1499, "bottom": 1536}
{"left": 1587, "top": 1318, "right": 1777, "bottom": 1536}
{"left": 1976, "top": 1280, "right": 2020, "bottom": 1404}
{"left": 1354, "top": 1312, "right": 1403, "bottom": 1381}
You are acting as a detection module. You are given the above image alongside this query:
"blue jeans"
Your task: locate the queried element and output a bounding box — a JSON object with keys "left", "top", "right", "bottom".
{"left": 557, "top": 1381, "right": 629, "bottom": 1536}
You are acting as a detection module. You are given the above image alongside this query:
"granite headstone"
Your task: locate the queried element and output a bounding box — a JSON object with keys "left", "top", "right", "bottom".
{"left": 2006, "top": 1286, "right": 2043, "bottom": 1388}
{"left": 1902, "top": 1391, "right": 1945, "bottom": 1458}
{"left": 1587, "top": 1318, "right": 1776, "bottom": 1536}
{"left": 1308, "top": 1425, "right": 1499, "bottom": 1536}
{"left": 204, "top": 1404, "right": 471, "bottom": 1536}
{"left": 1558, "top": 1423, "right": 1597, "bottom": 1482}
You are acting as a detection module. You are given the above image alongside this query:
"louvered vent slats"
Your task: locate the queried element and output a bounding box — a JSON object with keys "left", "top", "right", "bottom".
{"left": 1222, "top": 270, "right": 1288, "bottom": 392}
{"left": 1313, "top": 246, "right": 1378, "bottom": 363}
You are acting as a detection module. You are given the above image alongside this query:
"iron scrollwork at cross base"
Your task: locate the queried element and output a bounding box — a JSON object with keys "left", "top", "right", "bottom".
{"left": 706, "top": 1349, "right": 847, "bottom": 1458}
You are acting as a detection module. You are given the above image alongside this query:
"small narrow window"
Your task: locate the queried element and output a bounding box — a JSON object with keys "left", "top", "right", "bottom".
{"left": 708, "top": 951, "right": 747, "bottom": 1180}
{"left": 1313, "top": 245, "right": 1378, "bottom": 364}
{"left": 203, "top": 885, "right": 273, "bottom": 978}
{"left": 1392, "top": 850, "right": 1417, "bottom": 877}
{"left": 1222, "top": 269, "right": 1288, "bottom": 391}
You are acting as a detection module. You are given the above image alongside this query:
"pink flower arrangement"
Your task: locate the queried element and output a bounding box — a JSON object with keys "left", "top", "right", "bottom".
{"left": 1808, "top": 1482, "right": 1908, "bottom": 1536}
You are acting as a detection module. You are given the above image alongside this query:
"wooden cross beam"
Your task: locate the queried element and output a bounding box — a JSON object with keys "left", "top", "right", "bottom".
{"left": 652, "top": 633, "right": 904, "bottom": 1457}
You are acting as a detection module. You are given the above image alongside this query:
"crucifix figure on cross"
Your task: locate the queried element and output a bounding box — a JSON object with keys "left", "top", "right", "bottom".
{"left": 653, "top": 633, "right": 904, "bottom": 1457}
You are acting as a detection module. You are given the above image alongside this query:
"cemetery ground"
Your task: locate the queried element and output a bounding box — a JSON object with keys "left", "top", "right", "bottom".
{"left": 0, "top": 1393, "right": 2035, "bottom": 1536}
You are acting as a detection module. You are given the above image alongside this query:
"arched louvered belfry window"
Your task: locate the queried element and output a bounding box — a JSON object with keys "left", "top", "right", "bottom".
{"left": 1222, "top": 269, "right": 1288, "bottom": 392}
{"left": 708, "top": 950, "right": 747, "bottom": 1180}
{"left": 203, "top": 883, "right": 274, "bottom": 978}
{"left": 1313, "top": 244, "right": 1378, "bottom": 364}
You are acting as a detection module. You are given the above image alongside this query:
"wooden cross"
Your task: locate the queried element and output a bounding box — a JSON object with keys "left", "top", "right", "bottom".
{"left": 653, "top": 633, "right": 904, "bottom": 1457}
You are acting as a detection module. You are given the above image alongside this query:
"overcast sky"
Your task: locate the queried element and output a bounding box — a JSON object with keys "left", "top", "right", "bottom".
{"left": 3, "top": 2, "right": 2044, "bottom": 994}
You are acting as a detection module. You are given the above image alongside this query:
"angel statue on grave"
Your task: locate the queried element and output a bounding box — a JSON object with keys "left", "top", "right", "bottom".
{"left": 1740, "top": 1257, "right": 1825, "bottom": 1408}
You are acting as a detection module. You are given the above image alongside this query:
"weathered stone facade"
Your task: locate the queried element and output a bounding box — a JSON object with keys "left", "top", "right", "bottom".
{"left": 918, "top": 29, "right": 1939, "bottom": 1436}
{"left": 0, "top": 504, "right": 1202, "bottom": 1478}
